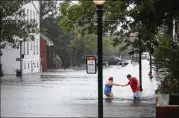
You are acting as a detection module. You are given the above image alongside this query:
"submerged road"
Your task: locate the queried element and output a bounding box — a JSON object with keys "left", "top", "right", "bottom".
{"left": 1, "top": 60, "right": 157, "bottom": 117}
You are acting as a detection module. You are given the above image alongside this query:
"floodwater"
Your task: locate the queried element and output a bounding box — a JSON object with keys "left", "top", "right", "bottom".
{"left": 1, "top": 60, "right": 157, "bottom": 117}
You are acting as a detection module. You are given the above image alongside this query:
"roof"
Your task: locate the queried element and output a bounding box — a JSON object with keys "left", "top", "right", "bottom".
{"left": 40, "top": 33, "right": 54, "bottom": 46}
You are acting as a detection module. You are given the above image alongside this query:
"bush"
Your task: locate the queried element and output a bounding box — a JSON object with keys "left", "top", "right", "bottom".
{"left": 156, "top": 74, "right": 179, "bottom": 93}
{"left": 154, "top": 34, "right": 179, "bottom": 93}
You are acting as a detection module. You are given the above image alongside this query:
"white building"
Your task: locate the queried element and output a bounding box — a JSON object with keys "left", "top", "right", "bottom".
{"left": 1, "top": 1, "right": 40, "bottom": 74}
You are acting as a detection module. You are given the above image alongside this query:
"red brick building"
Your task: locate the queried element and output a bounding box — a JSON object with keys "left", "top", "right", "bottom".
{"left": 40, "top": 33, "right": 54, "bottom": 72}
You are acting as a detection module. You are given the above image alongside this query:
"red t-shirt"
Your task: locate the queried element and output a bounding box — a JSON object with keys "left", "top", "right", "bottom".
{"left": 128, "top": 77, "right": 140, "bottom": 93}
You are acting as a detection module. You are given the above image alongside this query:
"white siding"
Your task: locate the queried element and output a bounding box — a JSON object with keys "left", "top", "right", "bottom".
{"left": 1, "top": 47, "right": 20, "bottom": 74}
{"left": 1, "top": 1, "right": 40, "bottom": 74}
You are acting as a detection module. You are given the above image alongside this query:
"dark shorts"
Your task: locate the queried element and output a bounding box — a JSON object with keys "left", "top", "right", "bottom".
{"left": 104, "top": 91, "right": 112, "bottom": 96}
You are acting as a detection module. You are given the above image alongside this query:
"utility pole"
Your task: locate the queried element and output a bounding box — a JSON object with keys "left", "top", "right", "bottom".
{"left": 139, "top": 37, "right": 143, "bottom": 91}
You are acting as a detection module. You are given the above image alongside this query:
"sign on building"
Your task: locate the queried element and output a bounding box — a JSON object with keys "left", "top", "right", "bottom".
{"left": 86, "top": 55, "right": 97, "bottom": 74}
{"left": 16, "top": 58, "right": 20, "bottom": 61}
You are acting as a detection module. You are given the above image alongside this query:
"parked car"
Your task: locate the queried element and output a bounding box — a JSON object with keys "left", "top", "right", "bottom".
{"left": 103, "top": 62, "right": 109, "bottom": 67}
{"left": 147, "top": 55, "right": 150, "bottom": 61}
{"left": 142, "top": 52, "right": 149, "bottom": 59}
{"left": 118, "top": 59, "right": 129, "bottom": 67}
{"left": 105, "top": 56, "right": 121, "bottom": 66}
{"left": 147, "top": 56, "right": 154, "bottom": 61}
{"left": 131, "top": 55, "right": 139, "bottom": 63}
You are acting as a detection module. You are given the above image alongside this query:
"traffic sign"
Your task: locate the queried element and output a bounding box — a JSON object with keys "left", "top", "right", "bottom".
{"left": 86, "top": 55, "right": 97, "bottom": 74}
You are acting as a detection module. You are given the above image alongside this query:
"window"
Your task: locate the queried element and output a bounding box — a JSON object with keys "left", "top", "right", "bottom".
{"left": 34, "top": 40, "right": 36, "bottom": 54}
{"left": 36, "top": 39, "right": 38, "bottom": 54}
{"left": 22, "top": 42, "right": 24, "bottom": 55}
{"left": 31, "top": 63, "right": 33, "bottom": 68}
{"left": 37, "top": 62, "right": 39, "bottom": 67}
{"left": 28, "top": 63, "right": 29, "bottom": 69}
{"left": 33, "top": 11, "right": 35, "bottom": 20}
{"left": 27, "top": 41, "right": 29, "bottom": 55}
{"left": 30, "top": 41, "right": 32, "bottom": 50}
{"left": 36, "top": 12, "right": 38, "bottom": 22}
{"left": 30, "top": 10, "right": 32, "bottom": 20}
{"left": 34, "top": 62, "right": 36, "bottom": 68}
{"left": 24, "top": 63, "right": 26, "bottom": 69}
{"left": 27, "top": 9, "right": 29, "bottom": 21}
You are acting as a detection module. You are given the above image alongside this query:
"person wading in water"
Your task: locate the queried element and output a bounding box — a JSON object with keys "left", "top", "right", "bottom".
{"left": 121, "top": 74, "right": 141, "bottom": 100}
{"left": 104, "top": 77, "right": 122, "bottom": 99}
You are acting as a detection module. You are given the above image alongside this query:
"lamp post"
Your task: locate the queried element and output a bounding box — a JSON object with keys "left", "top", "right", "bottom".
{"left": 93, "top": 1, "right": 105, "bottom": 118}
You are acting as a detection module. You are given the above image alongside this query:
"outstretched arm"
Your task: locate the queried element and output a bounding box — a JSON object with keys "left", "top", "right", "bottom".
{"left": 112, "top": 83, "right": 122, "bottom": 86}
{"left": 121, "top": 83, "right": 129, "bottom": 87}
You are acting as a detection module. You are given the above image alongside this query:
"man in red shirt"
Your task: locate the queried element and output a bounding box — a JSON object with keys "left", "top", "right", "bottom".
{"left": 122, "top": 74, "right": 141, "bottom": 100}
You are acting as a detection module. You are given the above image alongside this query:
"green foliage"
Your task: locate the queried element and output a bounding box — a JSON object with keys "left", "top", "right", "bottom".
{"left": 39, "top": 0, "right": 58, "bottom": 20}
{"left": 0, "top": 1, "right": 38, "bottom": 48}
{"left": 40, "top": 2, "right": 73, "bottom": 68}
{"left": 68, "top": 33, "right": 97, "bottom": 66}
{"left": 58, "top": 1, "right": 127, "bottom": 35}
{"left": 53, "top": 54, "right": 62, "bottom": 67}
{"left": 57, "top": 1, "right": 128, "bottom": 67}
{"left": 127, "top": 0, "right": 179, "bottom": 32}
{"left": 125, "top": 0, "right": 179, "bottom": 53}
{"left": 40, "top": 0, "right": 58, "bottom": 33}
{"left": 154, "top": 35, "right": 179, "bottom": 93}
{"left": 68, "top": 32, "right": 122, "bottom": 66}
{"left": 58, "top": 0, "right": 179, "bottom": 48}
{"left": 156, "top": 74, "right": 179, "bottom": 93}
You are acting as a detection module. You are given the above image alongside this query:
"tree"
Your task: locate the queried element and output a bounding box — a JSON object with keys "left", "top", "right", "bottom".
{"left": 58, "top": 1, "right": 128, "bottom": 35}
{"left": 58, "top": 1, "right": 127, "bottom": 67}
{"left": 122, "top": 0, "right": 179, "bottom": 53}
{"left": 154, "top": 35, "right": 179, "bottom": 93}
{"left": 0, "top": 1, "right": 38, "bottom": 48}
{"left": 58, "top": 0, "right": 179, "bottom": 48}
{"left": 127, "top": 0, "right": 179, "bottom": 32}
{"left": 39, "top": 1, "right": 74, "bottom": 68}
{"left": 39, "top": 0, "right": 58, "bottom": 33}
{"left": 39, "top": 0, "right": 58, "bottom": 20}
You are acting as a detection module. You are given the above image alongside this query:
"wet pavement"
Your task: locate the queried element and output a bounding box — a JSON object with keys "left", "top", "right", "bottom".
{"left": 1, "top": 60, "right": 157, "bottom": 117}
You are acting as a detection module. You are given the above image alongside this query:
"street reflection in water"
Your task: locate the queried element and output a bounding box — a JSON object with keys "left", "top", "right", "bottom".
{"left": 1, "top": 60, "right": 157, "bottom": 117}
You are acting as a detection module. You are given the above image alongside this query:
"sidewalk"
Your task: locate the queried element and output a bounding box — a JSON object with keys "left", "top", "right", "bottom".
{"left": 0, "top": 73, "right": 41, "bottom": 83}
{"left": 46, "top": 65, "right": 112, "bottom": 72}
{"left": 47, "top": 66, "right": 86, "bottom": 72}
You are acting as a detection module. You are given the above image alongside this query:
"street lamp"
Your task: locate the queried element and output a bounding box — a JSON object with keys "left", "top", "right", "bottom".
{"left": 93, "top": 0, "right": 105, "bottom": 118}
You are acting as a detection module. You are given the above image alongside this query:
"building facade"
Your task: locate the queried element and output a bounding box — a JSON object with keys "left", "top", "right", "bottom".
{"left": 40, "top": 33, "right": 54, "bottom": 72}
{"left": 1, "top": 1, "right": 40, "bottom": 74}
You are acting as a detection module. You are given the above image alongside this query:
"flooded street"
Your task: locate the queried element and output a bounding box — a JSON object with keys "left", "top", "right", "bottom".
{"left": 1, "top": 60, "right": 157, "bottom": 117}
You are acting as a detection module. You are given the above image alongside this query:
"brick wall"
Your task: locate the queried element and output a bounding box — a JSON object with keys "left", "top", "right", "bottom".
{"left": 40, "top": 38, "right": 47, "bottom": 72}
{"left": 156, "top": 105, "right": 179, "bottom": 118}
